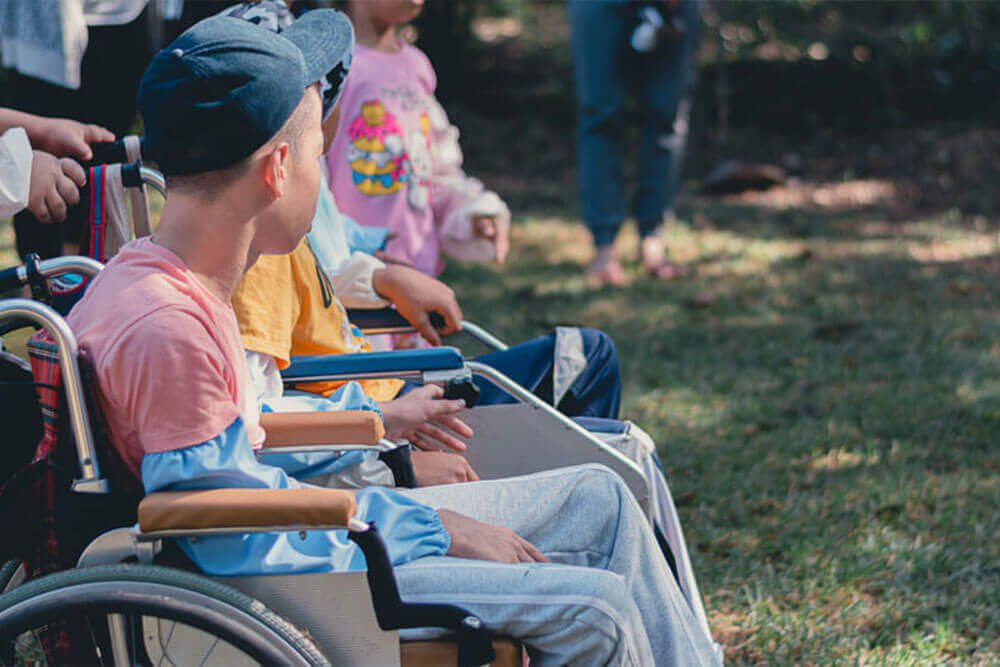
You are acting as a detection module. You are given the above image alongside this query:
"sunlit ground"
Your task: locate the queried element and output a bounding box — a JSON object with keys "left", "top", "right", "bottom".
{"left": 441, "top": 180, "right": 1000, "bottom": 664}
{"left": 2, "top": 176, "right": 998, "bottom": 663}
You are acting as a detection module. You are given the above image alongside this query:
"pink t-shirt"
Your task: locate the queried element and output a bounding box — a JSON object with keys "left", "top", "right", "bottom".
{"left": 328, "top": 42, "right": 443, "bottom": 274}
{"left": 66, "top": 238, "right": 265, "bottom": 477}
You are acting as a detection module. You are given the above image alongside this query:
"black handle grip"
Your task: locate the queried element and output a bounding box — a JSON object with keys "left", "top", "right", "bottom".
{"left": 442, "top": 378, "right": 480, "bottom": 407}
{"left": 347, "top": 308, "right": 448, "bottom": 332}
{"left": 0, "top": 266, "right": 22, "bottom": 292}
{"left": 82, "top": 140, "right": 129, "bottom": 167}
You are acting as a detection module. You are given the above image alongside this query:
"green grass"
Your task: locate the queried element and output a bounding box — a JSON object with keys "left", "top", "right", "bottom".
{"left": 441, "top": 185, "right": 1000, "bottom": 664}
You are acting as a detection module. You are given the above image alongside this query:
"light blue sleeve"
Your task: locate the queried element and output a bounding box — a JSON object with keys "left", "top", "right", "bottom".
{"left": 343, "top": 213, "right": 390, "bottom": 255}
{"left": 259, "top": 382, "right": 382, "bottom": 479}
{"left": 307, "top": 168, "right": 389, "bottom": 272}
{"left": 141, "top": 417, "right": 450, "bottom": 576}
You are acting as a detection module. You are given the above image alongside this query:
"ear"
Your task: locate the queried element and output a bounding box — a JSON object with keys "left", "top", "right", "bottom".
{"left": 261, "top": 141, "right": 292, "bottom": 199}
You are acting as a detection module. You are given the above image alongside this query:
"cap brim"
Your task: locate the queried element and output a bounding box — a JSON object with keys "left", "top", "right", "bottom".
{"left": 281, "top": 9, "right": 354, "bottom": 87}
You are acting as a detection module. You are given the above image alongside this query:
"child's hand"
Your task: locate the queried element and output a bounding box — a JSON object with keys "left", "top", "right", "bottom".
{"left": 28, "top": 150, "right": 87, "bottom": 223}
{"left": 473, "top": 215, "right": 509, "bottom": 264}
{"left": 411, "top": 450, "right": 480, "bottom": 486}
{"left": 378, "top": 384, "right": 473, "bottom": 452}
{"left": 30, "top": 117, "right": 115, "bottom": 161}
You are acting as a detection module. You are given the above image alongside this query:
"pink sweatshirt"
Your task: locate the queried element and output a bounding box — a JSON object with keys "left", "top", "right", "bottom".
{"left": 327, "top": 41, "right": 509, "bottom": 277}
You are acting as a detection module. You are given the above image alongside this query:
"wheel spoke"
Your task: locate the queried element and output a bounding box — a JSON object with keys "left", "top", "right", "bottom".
{"left": 85, "top": 615, "right": 106, "bottom": 667}
{"left": 199, "top": 636, "right": 222, "bottom": 667}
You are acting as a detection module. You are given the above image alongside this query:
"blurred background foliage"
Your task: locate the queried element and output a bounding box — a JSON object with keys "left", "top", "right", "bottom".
{"left": 408, "top": 1, "right": 1000, "bottom": 221}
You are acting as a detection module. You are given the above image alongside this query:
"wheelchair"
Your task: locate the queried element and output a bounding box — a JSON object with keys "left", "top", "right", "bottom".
{"left": 0, "top": 258, "right": 520, "bottom": 666}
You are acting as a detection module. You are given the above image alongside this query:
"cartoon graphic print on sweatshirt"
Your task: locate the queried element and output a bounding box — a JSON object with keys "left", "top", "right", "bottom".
{"left": 345, "top": 96, "right": 431, "bottom": 209}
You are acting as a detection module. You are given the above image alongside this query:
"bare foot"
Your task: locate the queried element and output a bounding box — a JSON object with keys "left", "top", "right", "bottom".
{"left": 587, "top": 246, "right": 628, "bottom": 286}
{"left": 640, "top": 236, "right": 689, "bottom": 280}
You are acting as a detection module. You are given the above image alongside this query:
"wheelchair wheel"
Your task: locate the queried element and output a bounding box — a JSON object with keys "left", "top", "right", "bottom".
{"left": 0, "top": 564, "right": 330, "bottom": 666}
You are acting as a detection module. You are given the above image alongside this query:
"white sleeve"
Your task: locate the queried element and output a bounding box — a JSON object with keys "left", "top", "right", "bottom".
{"left": 327, "top": 251, "right": 391, "bottom": 310}
{"left": 0, "top": 127, "right": 33, "bottom": 220}
{"left": 245, "top": 350, "right": 285, "bottom": 405}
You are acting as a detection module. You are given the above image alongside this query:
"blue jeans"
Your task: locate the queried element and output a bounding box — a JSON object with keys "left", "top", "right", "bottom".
{"left": 472, "top": 328, "right": 621, "bottom": 419}
{"left": 569, "top": 0, "right": 701, "bottom": 247}
{"left": 398, "top": 464, "right": 720, "bottom": 665}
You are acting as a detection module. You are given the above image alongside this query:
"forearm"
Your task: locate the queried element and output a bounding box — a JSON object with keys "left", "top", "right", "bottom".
{"left": 0, "top": 109, "right": 44, "bottom": 142}
{"left": 370, "top": 265, "right": 401, "bottom": 304}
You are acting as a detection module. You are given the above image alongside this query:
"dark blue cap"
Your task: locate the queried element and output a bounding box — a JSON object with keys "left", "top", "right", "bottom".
{"left": 138, "top": 10, "right": 351, "bottom": 176}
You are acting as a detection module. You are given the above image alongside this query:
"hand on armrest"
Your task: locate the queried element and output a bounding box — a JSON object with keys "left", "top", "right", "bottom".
{"left": 371, "top": 264, "right": 462, "bottom": 345}
{"left": 138, "top": 488, "right": 358, "bottom": 533}
{"left": 260, "top": 410, "right": 385, "bottom": 447}
{"left": 378, "top": 385, "right": 472, "bottom": 452}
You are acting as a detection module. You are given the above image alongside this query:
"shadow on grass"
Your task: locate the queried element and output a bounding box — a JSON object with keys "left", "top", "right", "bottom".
{"left": 442, "top": 205, "right": 1000, "bottom": 662}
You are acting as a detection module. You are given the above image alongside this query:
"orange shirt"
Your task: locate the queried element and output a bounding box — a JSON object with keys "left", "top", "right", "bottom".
{"left": 231, "top": 239, "right": 403, "bottom": 401}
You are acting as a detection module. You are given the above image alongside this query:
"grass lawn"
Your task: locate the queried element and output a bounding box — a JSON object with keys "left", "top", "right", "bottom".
{"left": 440, "top": 183, "right": 1000, "bottom": 664}
{"left": 2, "top": 176, "right": 997, "bottom": 664}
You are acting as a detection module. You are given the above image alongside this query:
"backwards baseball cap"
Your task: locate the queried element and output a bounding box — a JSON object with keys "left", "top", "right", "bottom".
{"left": 138, "top": 9, "right": 353, "bottom": 176}
{"left": 217, "top": 1, "right": 354, "bottom": 122}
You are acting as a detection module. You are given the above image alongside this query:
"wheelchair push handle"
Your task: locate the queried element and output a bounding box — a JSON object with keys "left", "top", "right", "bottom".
{"left": 0, "top": 265, "right": 22, "bottom": 292}
{"left": 0, "top": 255, "right": 104, "bottom": 292}
{"left": 83, "top": 137, "right": 146, "bottom": 167}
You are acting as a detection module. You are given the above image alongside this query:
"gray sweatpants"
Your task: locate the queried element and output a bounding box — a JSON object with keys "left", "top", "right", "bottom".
{"left": 396, "top": 464, "right": 720, "bottom": 666}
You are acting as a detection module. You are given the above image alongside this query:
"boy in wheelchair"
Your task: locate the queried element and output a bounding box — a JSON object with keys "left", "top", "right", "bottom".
{"left": 59, "top": 12, "right": 718, "bottom": 665}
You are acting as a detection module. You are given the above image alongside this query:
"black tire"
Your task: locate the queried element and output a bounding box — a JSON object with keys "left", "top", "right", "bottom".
{"left": 0, "top": 564, "right": 330, "bottom": 666}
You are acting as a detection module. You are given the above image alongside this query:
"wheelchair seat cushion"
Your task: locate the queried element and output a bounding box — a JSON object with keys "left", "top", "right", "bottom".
{"left": 138, "top": 488, "right": 358, "bottom": 533}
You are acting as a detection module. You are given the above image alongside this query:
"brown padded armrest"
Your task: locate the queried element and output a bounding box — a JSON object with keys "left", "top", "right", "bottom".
{"left": 138, "top": 488, "right": 357, "bottom": 533}
{"left": 260, "top": 411, "right": 385, "bottom": 447}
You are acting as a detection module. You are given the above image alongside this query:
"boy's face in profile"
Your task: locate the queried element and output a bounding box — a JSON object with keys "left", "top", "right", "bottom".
{"left": 262, "top": 85, "right": 325, "bottom": 254}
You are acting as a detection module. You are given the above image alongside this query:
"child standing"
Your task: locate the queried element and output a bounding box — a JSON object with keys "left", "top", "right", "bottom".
{"left": 328, "top": 0, "right": 509, "bottom": 280}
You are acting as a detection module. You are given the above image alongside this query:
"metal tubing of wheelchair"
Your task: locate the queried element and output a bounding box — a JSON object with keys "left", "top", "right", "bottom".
{"left": 140, "top": 166, "right": 166, "bottom": 197}
{"left": 0, "top": 299, "right": 107, "bottom": 493}
{"left": 107, "top": 613, "right": 130, "bottom": 666}
{"left": 11, "top": 255, "right": 104, "bottom": 284}
{"left": 459, "top": 321, "right": 508, "bottom": 351}
{"left": 465, "top": 361, "right": 645, "bottom": 477}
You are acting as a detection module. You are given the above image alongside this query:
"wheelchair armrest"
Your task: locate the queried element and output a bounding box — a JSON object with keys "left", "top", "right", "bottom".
{"left": 136, "top": 491, "right": 498, "bottom": 664}
{"left": 260, "top": 411, "right": 384, "bottom": 447}
{"left": 282, "top": 347, "right": 465, "bottom": 382}
{"left": 137, "top": 488, "right": 357, "bottom": 533}
{"left": 346, "top": 307, "right": 445, "bottom": 334}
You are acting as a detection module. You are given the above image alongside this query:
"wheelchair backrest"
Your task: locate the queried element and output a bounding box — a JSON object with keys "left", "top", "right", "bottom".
{"left": 0, "top": 261, "right": 141, "bottom": 573}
